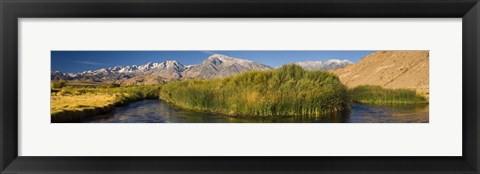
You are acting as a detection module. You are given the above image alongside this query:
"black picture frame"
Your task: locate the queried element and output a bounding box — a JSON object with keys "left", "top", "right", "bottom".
{"left": 1, "top": 0, "right": 479, "bottom": 173}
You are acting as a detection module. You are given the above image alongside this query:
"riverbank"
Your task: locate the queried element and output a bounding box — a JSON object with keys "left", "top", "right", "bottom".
{"left": 51, "top": 85, "right": 162, "bottom": 123}
{"left": 51, "top": 93, "right": 117, "bottom": 122}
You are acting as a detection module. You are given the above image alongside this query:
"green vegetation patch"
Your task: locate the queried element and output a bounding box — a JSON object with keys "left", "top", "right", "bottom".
{"left": 349, "top": 85, "right": 428, "bottom": 104}
{"left": 160, "top": 64, "right": 351, "bottom": 116}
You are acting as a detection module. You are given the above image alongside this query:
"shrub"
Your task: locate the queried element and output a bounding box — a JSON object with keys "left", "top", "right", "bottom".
{"left": 51, "top": 79, "right": 66, "bottom": 88}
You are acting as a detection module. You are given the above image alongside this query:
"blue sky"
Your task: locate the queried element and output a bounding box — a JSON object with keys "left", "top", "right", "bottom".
{"left": 51, "top": 51, "right": 375, "bottom": 73}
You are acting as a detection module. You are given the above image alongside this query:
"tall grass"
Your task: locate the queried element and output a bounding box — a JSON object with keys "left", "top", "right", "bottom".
{"left": 349, "top": 85, "right": 428, "bottom": 104}
{"left": 160, "top": 64, "right": 351, "bottom": 116}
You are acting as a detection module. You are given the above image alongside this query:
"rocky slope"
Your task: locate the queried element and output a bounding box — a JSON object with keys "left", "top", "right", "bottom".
{"left": 330, "top": 51, "right": 429, "bottom": 92}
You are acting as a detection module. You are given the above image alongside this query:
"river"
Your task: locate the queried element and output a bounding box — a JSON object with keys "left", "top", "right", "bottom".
{"left": 83, "top": 99, "right": 428, "bottom": 123}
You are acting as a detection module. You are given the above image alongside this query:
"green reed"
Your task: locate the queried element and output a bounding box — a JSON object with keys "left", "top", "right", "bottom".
{"left": 349, "top": 85, "right": 428, "bottom": 104}
{"left": 160, "top": 64, "right": 351, "bottom": 116}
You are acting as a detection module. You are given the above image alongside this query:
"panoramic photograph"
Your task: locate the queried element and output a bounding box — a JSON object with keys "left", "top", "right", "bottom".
{"left": 51, "top": 50, "right": 429, "bottom": 123}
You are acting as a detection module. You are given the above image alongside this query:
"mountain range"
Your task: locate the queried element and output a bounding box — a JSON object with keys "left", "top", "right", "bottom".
{"left": 291, "top": 59, "right": 353, "bottom": 71}
{"left": 51, "top": 54, "right": 354, "bottom": 85}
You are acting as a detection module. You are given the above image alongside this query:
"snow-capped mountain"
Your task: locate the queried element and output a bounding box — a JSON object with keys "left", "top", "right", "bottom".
{"left": 182, "top": 54, "right": 272, "bottom": 79}
{"left": 51, "top": 60, "right": 186, "bottom": 82}
{"left": 51, "top": 54, "right": 355, "bottom": 86}
{"left": 120, "top": 60, "right": 187, "bottom": 86}
{"left": 51, "top": 71, "right": 68, "bottom": 80}
{"left": 292, "top": 59, "right": 353, "bottom": 71}
{"left": 51, "top": 54, "right": 272, "bottom": 85}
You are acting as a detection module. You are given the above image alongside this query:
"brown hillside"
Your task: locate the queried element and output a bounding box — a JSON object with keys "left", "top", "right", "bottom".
{"left": 330, "top": 51, "right": 429, "bottom": 92}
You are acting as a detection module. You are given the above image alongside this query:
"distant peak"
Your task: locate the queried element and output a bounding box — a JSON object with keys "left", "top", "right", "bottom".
{"left": 292, "top": 59, "right": 353, "bottom": 71}
{"left": 294, "top": 59, "right": 353, "bottom": 64}
{"left": 165, "top": 60, "right": 179, "bottom": 63}
{"left": 207, "top": 54, "right": 236, "bottom": 60}
{"left": 206, "top": 54, "right": 254, "bottom": 64}
{"left": 325, "top": 59, "right": 354, "bottom": 64}
{"left": 206, "top": 54, "right": 228, "bottom": 61}
{"left": 164, "top": 60, "right": 185, "bottom": 69}
{"left": 209, "top": 54, "right": 227, "bottom": 58}
{"left": 165, "top": 60, "right": 182, "bottom": 66}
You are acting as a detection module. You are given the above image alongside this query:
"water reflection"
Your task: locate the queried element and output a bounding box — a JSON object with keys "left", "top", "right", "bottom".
{"left": 344, "top": 103, "right": 429, "bottom": 123}
{"left": 84, "top": 100, "right": 429, "bottom": 123}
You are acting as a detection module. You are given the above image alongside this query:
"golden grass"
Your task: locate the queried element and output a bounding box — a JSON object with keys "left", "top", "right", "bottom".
{"left": 51, "top": 93, "right": 117, "bottom": 115}
{"left": 50, "top": 85, "right": 162, "bottom": 122}
{"left": 416, "top": 89, "right": 430, "bottom": 101}
{"left": 51, "top": 93, "right": 119, "bottom": 122}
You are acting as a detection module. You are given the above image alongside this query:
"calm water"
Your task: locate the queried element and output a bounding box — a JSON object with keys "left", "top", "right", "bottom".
{"left": 84, "top": 100, "right": 429, "bottom": 123}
